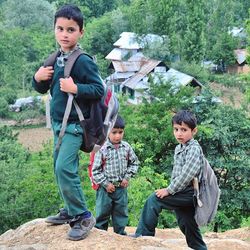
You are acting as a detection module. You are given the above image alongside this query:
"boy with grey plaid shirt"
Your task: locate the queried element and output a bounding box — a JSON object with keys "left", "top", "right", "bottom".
{"left": 133, "top": 110, "right": 207, "bottom": 250}
{"left": 92, "top": 115, "right": 139, "bottom": 235}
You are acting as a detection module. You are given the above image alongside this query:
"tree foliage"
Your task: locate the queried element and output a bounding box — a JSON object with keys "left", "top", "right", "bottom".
{"left": 2, "top": 0, "right": 55, "bottom": 30}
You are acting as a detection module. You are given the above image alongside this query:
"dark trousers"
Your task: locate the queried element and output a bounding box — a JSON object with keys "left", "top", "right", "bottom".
{"left": 135, "top": 187, "right": 207, "bottom": 250}
{"left": 95, "top": 186, "right": 128, "bottom": 235}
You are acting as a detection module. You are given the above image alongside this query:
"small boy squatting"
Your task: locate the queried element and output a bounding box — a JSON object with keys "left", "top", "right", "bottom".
{"left": 92, "top": 115, "right": 139, "bottom": 235}
{"left": 32, "top": 4, "right": 104, "bottom": 241}
{"left": 133, "top": 110, "right": 207, "bottom": 250}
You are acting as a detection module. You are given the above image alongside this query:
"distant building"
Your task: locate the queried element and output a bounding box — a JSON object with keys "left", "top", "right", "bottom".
{"left": 227, "top": 49, "right": 250, "bottom": 74}
{"left": 105, "top": 32, "right": 202, "bottom": 104}
{"left": 228, "top": 27, "right": 246, "bottom": 39}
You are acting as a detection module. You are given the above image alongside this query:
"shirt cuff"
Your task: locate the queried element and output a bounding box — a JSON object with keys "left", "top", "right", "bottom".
{"left": 101, "top": 180, "right": 110, "bottom": 188}
{"left": 166, "top": 186, "right": 175, "bottom": 195}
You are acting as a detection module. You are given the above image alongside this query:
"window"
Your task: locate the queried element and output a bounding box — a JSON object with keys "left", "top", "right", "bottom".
{"left": 114, "top": 84, "right": 120, "bottom": 93}
{"left": 128, "top": 88, "right": 135, "bottom": 100}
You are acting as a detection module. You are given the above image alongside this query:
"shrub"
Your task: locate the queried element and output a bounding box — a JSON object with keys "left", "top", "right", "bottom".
{"left": 0, "top": 97, "right": 9, "bottom": 118}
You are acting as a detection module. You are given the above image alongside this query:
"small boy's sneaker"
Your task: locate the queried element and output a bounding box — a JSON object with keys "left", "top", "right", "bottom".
{"left": 45, "top": 208, "right": 73, "bottom": 225}
{"left": 67, "top": 213, "right": 96, "bottom": 241}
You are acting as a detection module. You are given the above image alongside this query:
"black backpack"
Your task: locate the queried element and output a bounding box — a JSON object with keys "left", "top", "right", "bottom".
{"left": 43, "top": 48, "right": 119, "bottom": 153}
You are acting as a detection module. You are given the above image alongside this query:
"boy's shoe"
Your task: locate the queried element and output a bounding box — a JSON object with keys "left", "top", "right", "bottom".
{"left": 45, "top": 208, "right": 73, "bottom": 225}
{"left": 67, "top": 213, "right": 96, "bottom": 241}
{"left": 128, "top": 233, "right": 142, "bottom": 238}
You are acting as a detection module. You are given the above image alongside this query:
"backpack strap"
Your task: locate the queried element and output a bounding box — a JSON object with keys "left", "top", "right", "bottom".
{"left": 55, "top": 93, "right": 74, "bottom": 151}
{"left": 43, "top": 50, "right": 60, "bottom": 67}
{"left": 64, "top": 49, "right": 83, "bottom": 77}
{"left": 55, "top": 48, "right": 89, "bottom": 152}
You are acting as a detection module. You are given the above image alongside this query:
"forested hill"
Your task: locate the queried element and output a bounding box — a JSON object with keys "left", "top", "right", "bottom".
{"left": 0, "top": 0, "right": 249, "bottom": 90}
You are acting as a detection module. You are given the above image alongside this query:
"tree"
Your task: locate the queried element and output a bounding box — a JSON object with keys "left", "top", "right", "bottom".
{"left": 182, "top": 0, "right": 206, "bottom": 62}
{"left": 2, "top": 0, "right": 55, "bottom": 30}
{"left": 246, "top": 9, "right": 250, "bottom": 64}
{"left": 209, "top": 32, "right": 237, "bottom": 68}
{"left": 0, "top": 27, "right": 54, "bottom": 91}
{"left": 81, "top": 13, "right": 117, "bottom": 58}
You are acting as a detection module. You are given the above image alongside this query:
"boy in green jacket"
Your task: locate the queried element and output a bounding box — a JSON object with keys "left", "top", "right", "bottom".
{"left": 32, "top": 4, "right": 104, "bottom": 241}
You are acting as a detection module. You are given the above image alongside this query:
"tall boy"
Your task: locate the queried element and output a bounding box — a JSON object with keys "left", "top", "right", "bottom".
{"left": 92, "top": 115, "right": 139, "bottom": 235}
{"left": 32, "top": 4, "right": 104, "bottom": 241}
{"left": 133, "top": 110, "right": 207, "bottom": 250}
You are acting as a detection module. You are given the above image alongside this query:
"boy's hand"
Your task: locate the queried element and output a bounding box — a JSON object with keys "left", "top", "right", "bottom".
{"left": 121, "top": 179, "right": 129, "bottom": 188}
{"left": 59, "top": 77, "right": 77, "bottom": 94}
{"left": 34, "top": 66, "right": 54, "bottom": 82}
{"left": 155, "top": 188, "right": 170, "bottom": 199}
{"left": 106, "top": 183, "right": 115, "bottom": 193}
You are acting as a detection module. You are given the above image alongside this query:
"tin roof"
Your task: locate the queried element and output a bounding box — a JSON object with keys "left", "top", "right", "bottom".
{"left": 106, "top": 72, "right": 135, "bottom": 81}
{"left": 113, "top": 32, "right": 164, "bottom": 50}
{"left": 234, "top": 49, "right": 247, "bottom": 64}
{"left": 105, "top": 48, "right": 128, "bottom": 61}
{"left": 228, "top": 27, "right": 245, "bottom": 37}
{"left": 113, "top": 32, "right": 140, "bottom": 49}
{"left": 123, "top": 60, "right": 162, "bottom": 89}
{"left": 111, "top": 61, "right": 141, "bottom": 72}
{"left": 151, "top": 68, "right": 202, "bottom": 88}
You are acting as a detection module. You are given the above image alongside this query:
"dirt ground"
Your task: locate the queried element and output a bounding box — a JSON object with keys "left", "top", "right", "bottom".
{"left": 209, "top": 82, "right": 245, "bottom": 108}
{"left": 17, "top": 126, "right": 53, "bottom": 152}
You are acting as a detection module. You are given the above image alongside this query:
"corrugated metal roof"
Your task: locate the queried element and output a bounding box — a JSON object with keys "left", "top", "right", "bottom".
{"left": 113, "top": 32, "right": 164, "bottom": 50}
{"left": 229, "top": 27, "right": 244, "bottom": 37}
{"left": 113, "top": 32, "right": 140, "bottom": 49}
{"left": 123, "top": 60, "right": 161, "bottom": 89}
{"left": 151, "top": 68, "right": 202, "bottom": 87}
{"left": 106, "top": 72, "right": 134, "bottom": 81}
{"left": 234, "top": 49, "right": 247, "bottom": 64}
{"left": 111, "top": 61, "right": 141, "bottom": 72}
{"left": 105, "top": 48, "right": 126, "bottom": 61}
{"left": 127, "top": 80, "right": 149, "bottom": 90}
{"left": 128, "top": 52, "right": 146, "bottom": 62}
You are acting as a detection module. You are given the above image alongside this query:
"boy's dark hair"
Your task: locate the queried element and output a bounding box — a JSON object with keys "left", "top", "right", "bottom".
{"left": 54, "top": 4, "right": 84, "bottom": 31}
{"left": 113, "top": 115, "right": 125, "bottom": 129}
{"left": 172, "top": 110, "right": 197, "bottom": 130}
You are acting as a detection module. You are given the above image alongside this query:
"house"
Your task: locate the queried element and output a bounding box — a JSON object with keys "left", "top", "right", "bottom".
{"left": 105, "top": 32, "right": 202, "bottom": 104}
{"left": 228, "top": 27, "right": 246, "bottom": 39}
{"left": 227, "top": 49, "right": 250, "bottom": 74}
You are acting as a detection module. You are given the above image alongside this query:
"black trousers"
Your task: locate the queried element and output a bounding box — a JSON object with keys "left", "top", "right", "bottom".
{"left": 135, "top": 186, "right": 207, "bottom": 250}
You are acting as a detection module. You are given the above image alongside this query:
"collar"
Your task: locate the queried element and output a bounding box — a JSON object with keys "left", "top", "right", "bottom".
{"left": 176, "top": 138, "right": 195, "bottom": 154}
{"left": 106, "top": 139, "right": 125, "bottom": 149}
{"left": 57, "top": 44, "right": 81, "bottom": 67}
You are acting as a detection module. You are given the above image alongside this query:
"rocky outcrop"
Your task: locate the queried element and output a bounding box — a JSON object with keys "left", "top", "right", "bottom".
{"left": 0, "top": 219, "right": 249, "bottom": 250}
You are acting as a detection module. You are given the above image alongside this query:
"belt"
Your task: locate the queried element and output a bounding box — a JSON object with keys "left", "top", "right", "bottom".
{"left": 112, "top": 181, "right": 122, "bottom": 187}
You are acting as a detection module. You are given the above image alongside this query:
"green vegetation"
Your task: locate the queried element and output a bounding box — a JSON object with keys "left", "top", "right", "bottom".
{"left": 0, "top": 0, "right": 249, "bottom": 235}
{"left": 1, "top": 83, "right": 250, "bottom": 234}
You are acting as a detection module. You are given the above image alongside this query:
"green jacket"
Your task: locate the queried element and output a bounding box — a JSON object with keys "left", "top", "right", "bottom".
{"left": 32, "top": 54, "right": 104, "bottom": 122}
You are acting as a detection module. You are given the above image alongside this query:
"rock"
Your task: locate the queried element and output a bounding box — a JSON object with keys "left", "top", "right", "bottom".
{"left": 0, "top": 219, "right": 249, "bottom": 250}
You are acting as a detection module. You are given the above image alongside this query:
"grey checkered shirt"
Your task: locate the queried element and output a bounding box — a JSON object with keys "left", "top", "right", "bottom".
{"left": 167, "top": 139, "right": 203, "bottom": 194}
{"left": 92, "top": 140, "right": 139, "bottom": 187}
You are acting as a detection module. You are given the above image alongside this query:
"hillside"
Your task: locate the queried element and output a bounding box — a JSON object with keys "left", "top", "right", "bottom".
{"left": 0, "top": 219, "right": 249, "bottom": 250}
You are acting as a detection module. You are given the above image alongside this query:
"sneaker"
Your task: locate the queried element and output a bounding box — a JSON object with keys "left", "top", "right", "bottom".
{"left": 128, "top": 233, "right": 142, "bottom": 238}
{"left": 67, "top": 213, "right": 96, "bottom": 241}
{"left": 45, "top": 208, "right": 73, "bottom": 225}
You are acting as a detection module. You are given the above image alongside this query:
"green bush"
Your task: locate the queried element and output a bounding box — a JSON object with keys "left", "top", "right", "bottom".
{"left": 0, "top": 97, "right": 9, "bottom": 118}
{"left": 0, "top": 87, "right": 17, "bottom": 104}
